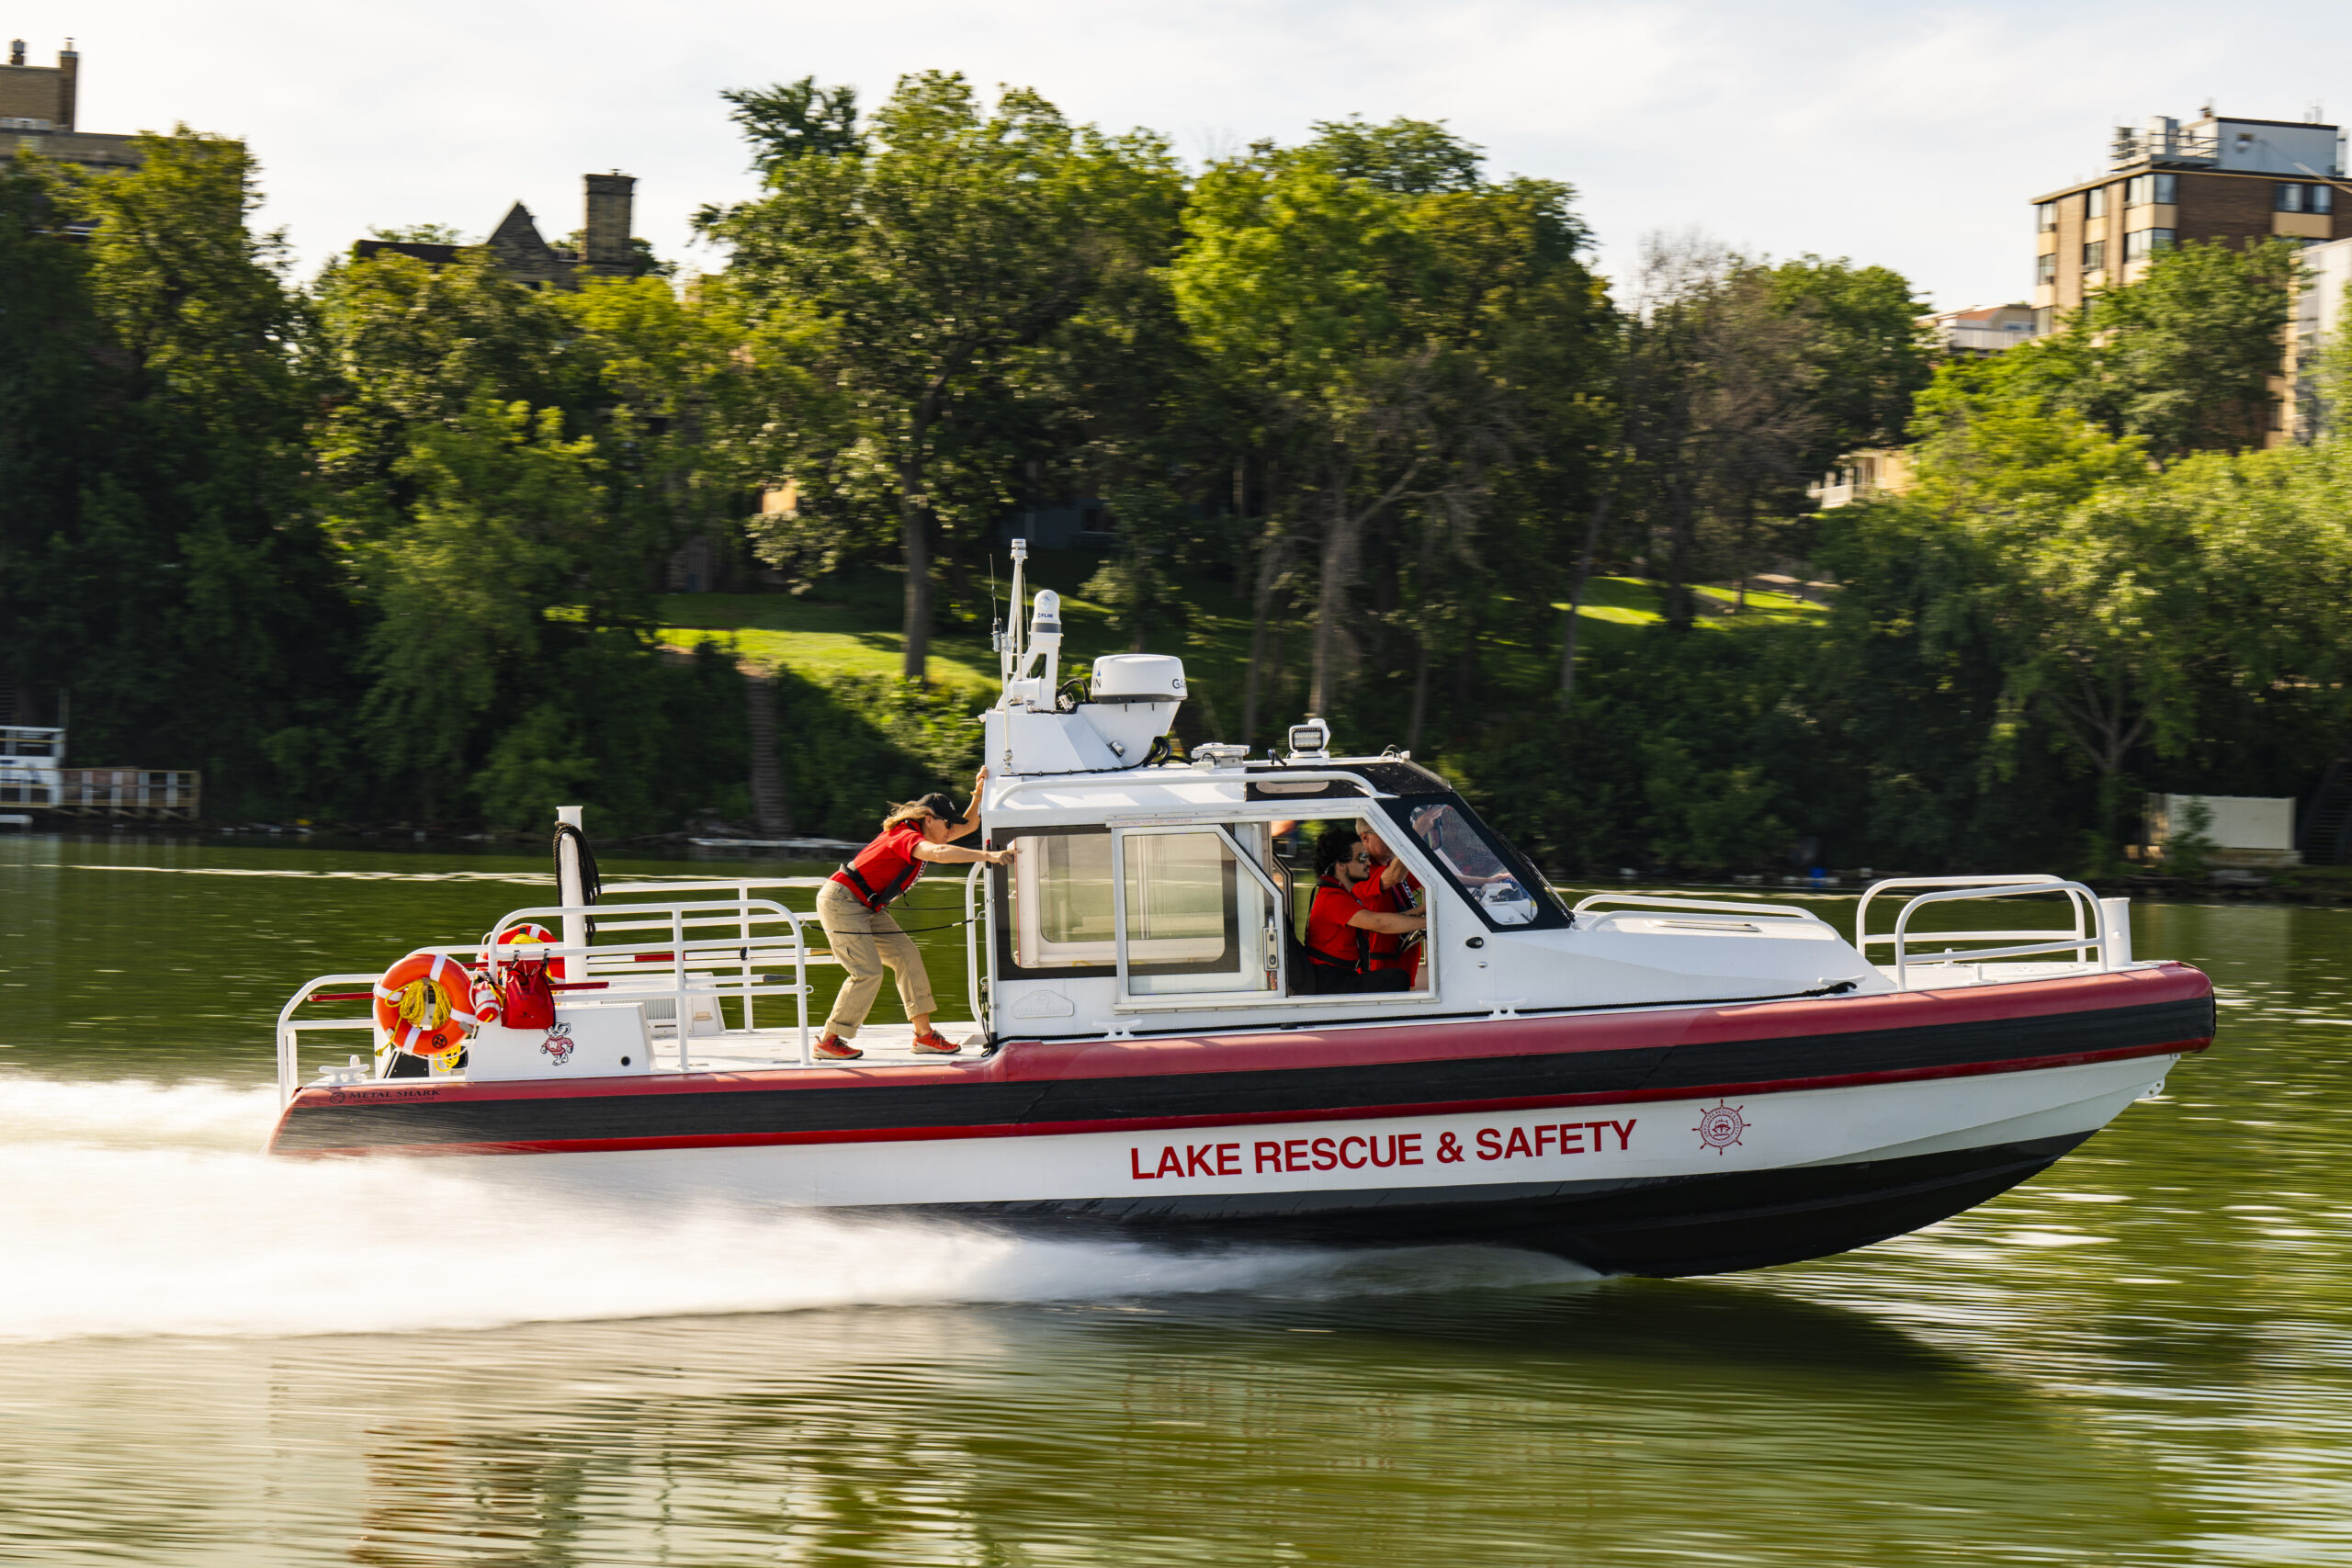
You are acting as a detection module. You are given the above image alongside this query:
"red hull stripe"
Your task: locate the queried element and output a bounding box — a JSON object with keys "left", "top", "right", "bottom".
{"left": 284, "top": 964, "right": 2212, "bottom": 1113}
{"left": 275, "top": 1033, "right": 2201, "bottom": 1161}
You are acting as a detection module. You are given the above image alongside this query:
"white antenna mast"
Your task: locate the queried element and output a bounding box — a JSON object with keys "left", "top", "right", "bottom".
{"left": 999, "top": 539, "right": 1028, "bottom": 696}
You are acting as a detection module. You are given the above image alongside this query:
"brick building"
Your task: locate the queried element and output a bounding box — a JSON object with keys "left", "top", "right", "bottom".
{"left": 2034, "top": 113, "right": 2347, "bottom": 329}
{"left": 2, "top": 38, "right": 152, "bottom": 173}
{"left": 354, "top": 173, "right": 642, "bottom": 289}
{"left": 2034, "top": 110, "right": 2348, "bottom": 446}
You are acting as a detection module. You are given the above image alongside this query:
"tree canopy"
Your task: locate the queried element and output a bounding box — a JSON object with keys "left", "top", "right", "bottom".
{"left": 3, "top": 88, "right": 2335, "bottom": 872}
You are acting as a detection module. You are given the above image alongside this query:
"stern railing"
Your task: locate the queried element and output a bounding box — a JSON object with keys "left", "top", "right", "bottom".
{"left": 274, "top": 880, "right": 841, "bottom": 1104}
{"left": 275, "top": 973, "right": 385, "bottom": 1107}
{"left": 485, "top": 893, "right": 816, "bottom": 1071}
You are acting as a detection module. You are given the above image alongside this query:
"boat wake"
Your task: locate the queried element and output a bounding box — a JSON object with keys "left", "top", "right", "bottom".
{"left": 0, "top": 1075, "right": 1592, "bottom": 1343}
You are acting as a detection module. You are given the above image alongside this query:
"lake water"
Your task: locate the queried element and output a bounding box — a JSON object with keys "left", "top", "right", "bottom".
{"left": 1, "top": 831, "right": 2345, "bottom": 1565}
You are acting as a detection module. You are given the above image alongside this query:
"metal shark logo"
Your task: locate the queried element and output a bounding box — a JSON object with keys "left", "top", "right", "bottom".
{"left": 540, "top": 1022, "right": 576, "bottom": 1065}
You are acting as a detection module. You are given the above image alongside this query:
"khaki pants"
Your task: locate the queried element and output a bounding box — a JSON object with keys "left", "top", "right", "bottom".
{"left": 816, "top": 880, "right": 937, "bottom": 1039}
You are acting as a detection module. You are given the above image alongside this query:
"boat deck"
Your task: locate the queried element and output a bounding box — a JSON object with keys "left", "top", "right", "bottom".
{"left": 679, "top": 1021, "right": 989, "bottom": 1073}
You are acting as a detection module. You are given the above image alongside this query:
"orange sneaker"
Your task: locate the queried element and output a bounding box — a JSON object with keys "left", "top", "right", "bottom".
{"left": 813, "top": 1035, "right": 863, "bottom": 1060}
{"left": 910, "top": 1030, "right": 963, "bottom": 1055}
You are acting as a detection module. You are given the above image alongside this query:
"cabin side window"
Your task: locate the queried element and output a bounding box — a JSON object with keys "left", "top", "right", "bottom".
{"left": 1010, "top": 829, "right": 1115, "bottom": 968}
{"left": 1004, "top": 824, "right": 1278, "bottom": 995}
{"left": 1117, "top": 827, "right": 1277, "bottom": 998}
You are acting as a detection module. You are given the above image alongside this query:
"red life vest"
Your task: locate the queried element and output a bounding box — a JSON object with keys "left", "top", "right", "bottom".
{"left": 831, "top": 825, "right": 927, "bottom": 910}
{"left": 1352, "top": 872, "right": 1417, "bottom": 970}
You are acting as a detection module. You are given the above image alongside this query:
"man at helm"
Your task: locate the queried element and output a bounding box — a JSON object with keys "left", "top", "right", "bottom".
{"left": 1355, "top": 815, "right": 1424, "bottom": 986}
{"left": 1301, "top": 827, "right": 1422, "bottom": 993}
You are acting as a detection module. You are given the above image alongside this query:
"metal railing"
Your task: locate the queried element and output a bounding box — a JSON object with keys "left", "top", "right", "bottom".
{"left": 275, "top": 973, "right": 387, "bottom": 1107}
{"left": 274, "top": 881, "right": 840, "bottom": 1104}
{"left": 966, "top": 863, "right": 989, "bottom": 1042}
{"left": 2111, "top": 126, "right": 2218, "bottom": 166}
{"left": 994, "top": 768, "right": 1394, "bottom": 809}
{"left": 493, "top": 889, "right": 818, "bottom": 1073}
{"left": 35, "top": 768, "right": 203, "bottom": 818}
{"left": 0, "top": 768, "right": 57, "bottom": 806}
{"left": 1945, "top": 324, "right": 2035, "bottom": 354}
{"left": 1854, "top": 876, "right": 2124, "bottom": 988}
{"left": 1571, "top": 892, "right": 1835, "bottom": 931}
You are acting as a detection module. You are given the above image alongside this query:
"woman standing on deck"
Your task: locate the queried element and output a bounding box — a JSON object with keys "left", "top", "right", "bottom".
{"left": 814, "top": 770, "right": 1014, "bottom": 1060}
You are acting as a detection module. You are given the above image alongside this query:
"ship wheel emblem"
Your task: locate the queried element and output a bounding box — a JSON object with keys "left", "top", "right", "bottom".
{"left": 1694, "top": 1102, "right": 1747, "bottom": 1155}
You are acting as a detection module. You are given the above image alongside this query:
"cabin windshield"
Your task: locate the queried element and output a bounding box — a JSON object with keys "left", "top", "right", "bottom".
{"left": 1378, "top": 795, "right": 1565, "bottom": 930}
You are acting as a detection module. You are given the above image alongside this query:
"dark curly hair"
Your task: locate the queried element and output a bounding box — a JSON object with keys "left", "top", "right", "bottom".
{"left": 1314, "top": 826, "right": 1363, "bottom": 876}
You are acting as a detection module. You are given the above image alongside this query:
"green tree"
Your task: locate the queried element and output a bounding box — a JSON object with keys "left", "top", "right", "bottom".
{"left": 701, "top": 71, "right": 1183, "bottom": 680}
{"left": 1982, "top": 239, "right": 2296, "bottom": 459}
{"left": 1172, "top": 119, "right": 1604, "bottom": 736}
{"left": 1764, "top": 255, "right": 1935, "bottom": 460}
{"left": 0, "top": 133, "right": 350, "bottom": 812}
{"left": 315, "top": 244, "right": 755, "bottom": 828}
{"left": 1605, "top": 239, "right": 1823, "bottom": 631}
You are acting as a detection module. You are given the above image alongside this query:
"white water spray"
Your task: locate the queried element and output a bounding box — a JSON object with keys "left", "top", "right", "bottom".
{"left": 0, "top": 1076, "right": 1589, "bottom": 1344}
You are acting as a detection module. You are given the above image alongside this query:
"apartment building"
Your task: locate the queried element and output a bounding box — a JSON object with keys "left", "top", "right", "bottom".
{"left": 1, "top": 39, "right": 147, "bottom": 173}
{"left": 2033, "top": 113, "right": 2347, "bottom": 327}
{"left": 2035, "top": 110, "right": 2349, "bottom": 446}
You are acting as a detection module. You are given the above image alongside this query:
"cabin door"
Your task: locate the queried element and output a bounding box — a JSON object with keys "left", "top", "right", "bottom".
{"left": 1109, "top": 825, "right": 1284, "bottom": 1001}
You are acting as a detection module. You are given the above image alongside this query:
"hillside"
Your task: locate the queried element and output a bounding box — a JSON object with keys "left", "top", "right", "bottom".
{"left": 657, "top": 567, "right": 1833, "bottom": 735}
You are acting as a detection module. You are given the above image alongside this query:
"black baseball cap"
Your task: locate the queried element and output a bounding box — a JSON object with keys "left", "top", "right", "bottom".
{"left": 915, "top": 792, "right": 958, "bottom": 819}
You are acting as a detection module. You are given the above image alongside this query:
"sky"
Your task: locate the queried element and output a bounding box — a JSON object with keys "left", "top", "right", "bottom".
{"left": 11, "top": 0, "right": 2347, "bottom": 311}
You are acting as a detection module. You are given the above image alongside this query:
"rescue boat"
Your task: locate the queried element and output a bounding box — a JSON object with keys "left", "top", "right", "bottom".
{"left": 264, "top": 544, "right": 2213, "bottom": 1278}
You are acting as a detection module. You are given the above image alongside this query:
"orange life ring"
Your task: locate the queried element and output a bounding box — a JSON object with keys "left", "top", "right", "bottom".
{"left": 373, "top": 951, "right": 484, "bottom": 1057}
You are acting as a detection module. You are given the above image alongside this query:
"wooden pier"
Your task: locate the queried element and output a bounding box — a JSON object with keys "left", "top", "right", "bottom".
{"left": 0, "top": 726, "right": 201, "bottom": 822}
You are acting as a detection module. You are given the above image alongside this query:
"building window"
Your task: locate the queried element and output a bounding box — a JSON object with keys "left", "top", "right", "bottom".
{"left": 2036, "top": 202, "right": 2056, "bottom": 232}
{"left": 2082, "top": 240, "right": 2106, "bottom": 273}
{"left": 2278, "top": 182, "right": 2307, "bottom": 213}
{"left": 2032, "top": 305, "right": 2057, "bottom": 336}
{"left": 2086, "top": 186, "right": 2108, "bottom": 219}
{"left": 2125, "top": 173, "right": 2179, "bottom": 208}
{"left": 2036, "top": 253, "right": 2057, "bottom": 284}
{"left": 2124, "top": 229, "right": 2177, "bottom": 261}
{"left": 2317, "top": 185, "right": 2335, "bottom": 214}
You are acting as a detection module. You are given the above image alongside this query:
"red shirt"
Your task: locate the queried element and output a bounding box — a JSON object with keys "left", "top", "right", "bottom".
{"left": 1305, "top": 876, "right": 1373, "bottom": 970}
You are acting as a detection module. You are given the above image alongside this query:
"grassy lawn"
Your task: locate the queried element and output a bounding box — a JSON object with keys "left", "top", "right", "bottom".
{"left": 1549, "top": 576, "right": 1831, "bottom": 641}
{"left": 658, "top": 581, "right": 1001, "bottom": 694}
{"left": 659, "top": 558, "right": 1264, "bottom": 727}
{"left": 658, "top": 564, "right": 1830, "bottom": 728}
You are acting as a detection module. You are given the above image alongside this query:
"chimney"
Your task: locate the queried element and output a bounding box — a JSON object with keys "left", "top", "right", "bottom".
{"left": 582, "top": 172, "right": 635, "bottom": 276}
{"left": 56, "top": 39, "right": 76, "bottom": 132}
